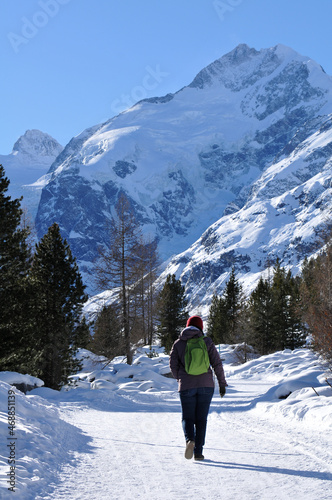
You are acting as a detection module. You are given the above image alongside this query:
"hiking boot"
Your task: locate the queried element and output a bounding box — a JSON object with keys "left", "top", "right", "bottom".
{"left": 185, "top": 440, "right": 195, "bottom": 459}
{"left": 194, "top": 454, "right": 204, "bottom": 461}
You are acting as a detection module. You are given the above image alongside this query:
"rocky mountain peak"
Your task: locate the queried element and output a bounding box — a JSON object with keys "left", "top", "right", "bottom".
{"left": 188, "top": 43, "right": 323, "bottom": 96}
{"left": 223, "top": 43, "right": 259, "bottom": 64}
{"left": 12, "top": 129, "right": 63, "bottom": 158}
{"left": 189, "top": 44, "right": 277, "bottom": 90}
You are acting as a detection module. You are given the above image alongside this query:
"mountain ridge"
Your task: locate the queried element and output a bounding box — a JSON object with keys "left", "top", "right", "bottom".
{"left": 5, "top": 44, "right": 332, "bottom": 302}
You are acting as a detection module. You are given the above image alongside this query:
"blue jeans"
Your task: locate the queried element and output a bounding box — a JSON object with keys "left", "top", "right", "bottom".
{"left": 179, "top": 387, "right": 214, "bottom": 455}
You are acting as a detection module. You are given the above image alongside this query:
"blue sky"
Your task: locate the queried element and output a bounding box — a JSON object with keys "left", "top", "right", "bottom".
{"left": 1, "top": 0, "right": 332, "bottom": 153}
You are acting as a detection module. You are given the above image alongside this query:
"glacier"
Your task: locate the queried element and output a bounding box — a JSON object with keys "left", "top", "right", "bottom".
{"left": 7, "top": 44, "right": 332, "bottom": 304}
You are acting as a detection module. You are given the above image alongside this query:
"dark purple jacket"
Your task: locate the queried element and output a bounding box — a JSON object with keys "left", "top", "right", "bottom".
{"left": 169, "top": 326, "right": 228, "bottom": 392}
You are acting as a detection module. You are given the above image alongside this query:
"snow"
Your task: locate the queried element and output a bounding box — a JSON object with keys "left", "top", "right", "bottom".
{"left": 1, "top": 347, "right": 331, "bottom": 499}
{"left": 159, "top": 111, "right": 332, "bottom": 312}
{"left": 0, "top": 129, "right": 63, "bottom": 219}
{"left": 0, "top": 372, "right": 43, "bottom": 388}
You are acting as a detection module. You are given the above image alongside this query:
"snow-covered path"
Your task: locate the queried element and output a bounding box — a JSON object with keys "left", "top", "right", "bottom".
{"left": 38, "top": 378, "right": 332, "bottom": 500}
{"left": 1, "top": 348, "right": 331, "bottom": 499}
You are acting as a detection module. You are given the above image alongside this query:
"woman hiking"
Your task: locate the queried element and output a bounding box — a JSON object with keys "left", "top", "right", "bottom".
{"left": 169, "top": 315, "right": 227, "bottom": 461}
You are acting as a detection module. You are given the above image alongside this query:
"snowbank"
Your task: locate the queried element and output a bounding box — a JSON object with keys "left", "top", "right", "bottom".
{"left": 66, "top": 347, "right": 174, "bottom": 393}
{"left": 0, "top": 372, "right": 44, "bottom": 394}
{"left": 0, "top": 380, "right": 89, "bottom": 499}
{"left": 226, "top": 348, "right": 332, "bottom": 428}
{"left": 0, "top": 372, "right": 44, "bottom": 387}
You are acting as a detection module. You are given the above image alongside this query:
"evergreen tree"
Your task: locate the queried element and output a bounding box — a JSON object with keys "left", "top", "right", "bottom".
{"left": 270, "top": 261, "right": 306, "bottom": 351}
{"left": 248, "top": 276, "right": 274, "bottom": 354}
{"left": 249, "top": 260, "right": 306, "bottom": 353}
{"left": 29, "top": 223, "right": 89, "bottom": 389}
{"left": 206, "top": 293, "right": 228, "bottom": 344}
{"left": 90, "top": 303, "right": 123, "bottom": 360}
{"left": 270, "top": 260, "right": 289, "bottom": 350}
{"left": 207, "top": 269, "right": 246, "bottom": 345}
{"left": 0, "top": 165, "right": 32, "bottom": 371}
{"left": 157, "top": 274, "right": 188, "bottom": 353}
{"left": 207, "top": 293, "right": 223, "bottom": 344}
{"left": 221, "top": 267, "right": 245, "bottom": 344}
{"left": 284, "top": 275, "right": 307, "bottom": 350}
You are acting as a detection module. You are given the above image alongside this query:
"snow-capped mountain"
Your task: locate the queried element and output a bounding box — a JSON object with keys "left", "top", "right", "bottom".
{"left": 159, "top": 115, "right": 332, "bottom": 314}
{"left": 34, "top": 44, "right": 332, "bottom": 297}
{"left": 0, "top": 130, "right": 63, "bottom": 219}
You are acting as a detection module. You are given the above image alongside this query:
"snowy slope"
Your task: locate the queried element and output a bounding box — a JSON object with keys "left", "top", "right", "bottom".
{"left": 0, "top": 347, "right": 331, "bottom": 499}
{"left": 34, "top": 44, "right": 332, "bottom": 291}
{"left": 0, "top": 130, "right": 63, "bottom": 219}
{"left": 159, "top": 114, "right": 332, "bottom": 314}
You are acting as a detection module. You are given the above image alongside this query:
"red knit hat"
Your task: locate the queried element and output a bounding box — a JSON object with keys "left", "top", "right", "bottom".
{"left": 186, "top": 315, "right": 203, "bottom": 331}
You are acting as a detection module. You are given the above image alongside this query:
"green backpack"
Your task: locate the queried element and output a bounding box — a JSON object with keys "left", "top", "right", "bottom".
{"left": 184, "top": 337, "right": 210, "bottom": 375}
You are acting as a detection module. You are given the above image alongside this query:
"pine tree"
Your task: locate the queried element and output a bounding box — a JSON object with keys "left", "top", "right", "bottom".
{"left": 267, "top": 260, "right": 306, "bottom": 351}
{"left": 221, "top": 267, "right": 245, "bottom": 344}
{"left": 0, "top": 165, "right": 32, "bottom": 371}
{"left": 207, "top": 293, "right": 223, "bottom": 344}
{"left": 270, "top": 260, "right": 289, "bottom": 350}
{"left": 284, "top": 275, "right": 307, "bottom": 350}
{"left": 91, "top": 304, "right": 123, "bottom": 360}
{"left": 248, "top": 276, "right": 274, "bottom": 354}
{"left": 247, "top": 262, "right": 306, "bottom": 355}
{"left": 207, "top": 269, "right": 246, "bottom": 345}
{"left": 29, "top": 223, "right": 89, "bottom": 389}
{"left": 271, "top": 263, "right": 295, "bottom": 349}
{"left": 157, "top": 274, "right": 188, "bottom": 353}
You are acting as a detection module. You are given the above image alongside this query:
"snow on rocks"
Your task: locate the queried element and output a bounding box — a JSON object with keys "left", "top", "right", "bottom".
{"left": 0, "top": 372, "right": 44, "bottom": 393}
{"left": 67, "top": 347, "right": 174, "bottom": 393}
